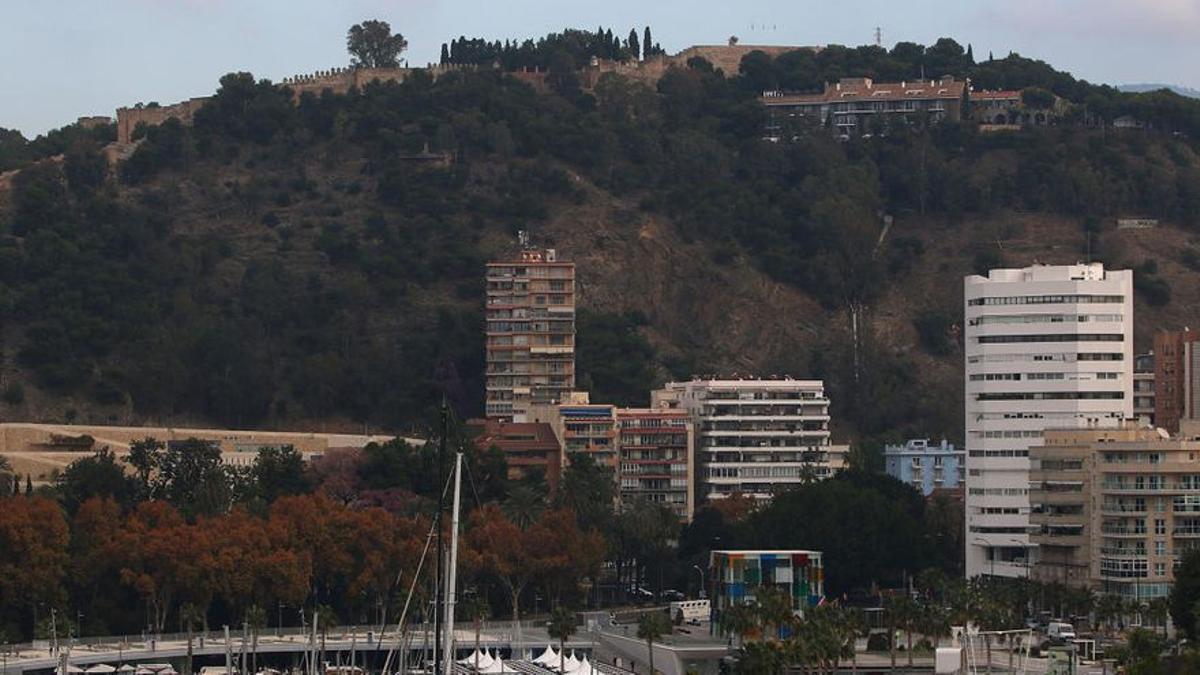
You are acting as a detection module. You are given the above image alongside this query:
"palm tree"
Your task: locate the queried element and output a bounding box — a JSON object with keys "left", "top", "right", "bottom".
{"left": 180, "top": 603, "right": 203, "bottom": 675}
{"left": 245, "top": 604, "right": 267, "bottom": 675}
{"left": 755, "top": 587, "right": 795, "bottom": 643}
{"left": 1097, "top": 594, "right": 1123, "bottom": 635}
{"left": 1146, "top": 597, "right": 1169, "bottom": 638}
{"left": 721, "top": 603, "right": 759, "bottom": 648}
{"left": 637, "top": 612, "right": 672, "bottom": 675}
{"left": 547, "top": 607, "right": 577, "bottom": 674}
{"left": 459, "top": 595, "right": 490, "bottom": 671}
{"left": 502, "top": 485, "right": 546, "bottom": 530}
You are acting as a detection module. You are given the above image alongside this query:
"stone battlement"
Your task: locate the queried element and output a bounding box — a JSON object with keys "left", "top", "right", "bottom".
{"left": 116, "top": 98, "right": 210, "bottom": 144}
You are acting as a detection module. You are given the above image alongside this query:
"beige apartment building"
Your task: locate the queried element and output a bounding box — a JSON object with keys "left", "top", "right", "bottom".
{"left": 1030, "top": 421, "right": 1200, "bottom": 599}
{"left": 485, "top": 246, "right": 576, "bottom": 422}
{"left": 0, "top": 422, "right": 402, "bottom": 484}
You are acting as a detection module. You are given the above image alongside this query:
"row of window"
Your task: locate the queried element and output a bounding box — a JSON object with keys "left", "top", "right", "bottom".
{"left": 969, "top": 352, "right": 1125, "bottom": 363}
{"left": 968, "top": 294, "right": 1125, "bottom": 306}
{"left": 970, "top": 487, "right": 1029, "bottom": 495}
{"left": 969, "top": 449, "right": 1030, "bottom": 457}
{"left": 977, "top": 333, "right": 1124, "bottom": 344}
{"left": 970, "top": 314, "right": 1123, "bottom": 326}
{"left": 976, "top": 391, "right": 1125, "bottom": 401}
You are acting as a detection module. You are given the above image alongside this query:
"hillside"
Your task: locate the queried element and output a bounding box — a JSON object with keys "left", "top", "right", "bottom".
{"left": 2, "top": 34, "right": 1200, "bottom": 450}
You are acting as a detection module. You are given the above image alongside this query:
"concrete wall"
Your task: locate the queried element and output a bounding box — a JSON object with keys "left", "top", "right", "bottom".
{"left": 0, "top": 422, "right": 409, "bottom": 482}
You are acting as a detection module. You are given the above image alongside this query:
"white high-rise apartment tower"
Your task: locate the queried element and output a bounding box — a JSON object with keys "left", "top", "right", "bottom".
{"left": 964, "top": 263, "right": 1133, "bottom": 578}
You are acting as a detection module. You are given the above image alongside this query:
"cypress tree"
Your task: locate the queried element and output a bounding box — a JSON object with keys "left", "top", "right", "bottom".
{"left": 440, "top": 43, "right": 450, "bottom": 64}
{"left": 25, "top": 474, "right": 32, "bottom": 495}
{"left": 628, "top": 29, "right": 640, "bottom": 61}
{"left": 966, "top": 43, "right": 974, "bottom": 64}
{"left": 643, "top": 26, "right": 653, "bottom": 59}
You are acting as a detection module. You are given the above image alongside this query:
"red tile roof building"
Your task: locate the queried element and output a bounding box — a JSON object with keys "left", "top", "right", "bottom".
{"left": 475, "top": 419, "right": 563, "bottom": 492}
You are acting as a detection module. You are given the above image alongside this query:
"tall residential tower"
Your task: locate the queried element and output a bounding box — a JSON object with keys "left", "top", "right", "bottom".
{"left": 485, "top": 247, "right": 575, "bottom": 422}
{"left": 964, "top": 263, "right": 1133, "bottom": 578}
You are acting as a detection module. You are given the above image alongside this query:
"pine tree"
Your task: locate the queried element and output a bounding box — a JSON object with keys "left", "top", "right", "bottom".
{"left": 440, "top": 43, "right": 450, "bottom": 65}
{"left": 628, "top": 29, "right": 640, "bottom": 61}
{"left": 643, "top": 26, "right": 653, "bottom": 59}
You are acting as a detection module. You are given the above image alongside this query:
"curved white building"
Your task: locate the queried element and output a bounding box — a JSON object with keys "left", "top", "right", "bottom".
{"left": 964, "top": 263, "right": 1133, "bottom": 578}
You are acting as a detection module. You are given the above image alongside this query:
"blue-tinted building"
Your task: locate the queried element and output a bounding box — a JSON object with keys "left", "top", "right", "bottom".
{"left": 883, "top": 439, "right": 963, "bottom": 496}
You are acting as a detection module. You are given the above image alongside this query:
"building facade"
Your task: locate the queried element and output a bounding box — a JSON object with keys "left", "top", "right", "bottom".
{"left": 883, "top": 439, "right": 965, "bottom": 496}
{"left": 1154, "top": 329, "right": 1200, "bottom": 434}
{"left": 652, "top": 379, "right": 847, "bottom": 501}
{"left": 762, "top": 76, "right": 966, "bottom": 137}
{"left": 964, "top": 263, "right": 1134, "bottom": 579}
{"left": 710, "top": 550, "right": 825, "bottom": 627}
{"left": 528, "top": 392, "right": 619, "bottom": 470}
{"left": 616, "top": 408, "right": 695, "bottom": 521}
{"left": 1031, "top": 422, "right": 1200, "bottom": 599}
{"left": 1134, "top": 352, "right": 1156, "bottom": 427}
{"left": 474, "top": 420, "right": 563, "bottom": 492}
{"left": 485, "top": 247, "right": 576, "bottom": 422}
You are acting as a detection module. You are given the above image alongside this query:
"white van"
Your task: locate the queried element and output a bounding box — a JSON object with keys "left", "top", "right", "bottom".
{"left": 1047, "top": 622, "right": 1076, "bottom": 642}
{"left": 670, "top": 599, "right": 711, "bottom": 624}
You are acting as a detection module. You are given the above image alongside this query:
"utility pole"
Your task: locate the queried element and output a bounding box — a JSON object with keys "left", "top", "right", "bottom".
{"left": 433, "top": 400, "right": 448, "bottom": 675}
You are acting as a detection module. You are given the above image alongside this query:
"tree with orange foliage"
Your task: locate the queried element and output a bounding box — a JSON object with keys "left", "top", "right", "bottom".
{"left": 115, "top": 501, "right": 192, "bottom": 632}
{"left": 0, "top": 496, "right": 70, "bottom": 637}
{"left": 532, "top": 509, "right": 606, "bottom": 609}
{"left": 465, "top": 504, "right": 543, "bottom": 626}
{"left": 70, "top": 498, "right": 129, "bottom": 631}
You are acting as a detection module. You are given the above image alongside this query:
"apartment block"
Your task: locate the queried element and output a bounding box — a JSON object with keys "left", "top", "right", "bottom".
{"left": 1030, "top": 422, "right": 1200, "bottom": 599}
{"left": 883, "top": 439, "right": 965, "bottom": 496}
{"left": 528, "top": 392, "right": 619, "bottom": 470}
{"left": 1134, "top": 352, "right": 1156, "bottom": 427}
{"left": 964, "top": 263, "right": 1134, "bottom": 579}
{"left": 616, "top": 408, "right": 695, "bottom": 521}
{"left": 485, "top": 247, "right": 575, "bottom": 422}
{"left": 652, "top": 378, "right": 848, "bottom": 501}
{"left": 762, "top": 76, "right": 966, "bottom": 137}
{"left": 1154, "top": 329, "right": 1200, "bottom": 434}
{"left": 474, "top": 419, "right": 562, "bottom": 492}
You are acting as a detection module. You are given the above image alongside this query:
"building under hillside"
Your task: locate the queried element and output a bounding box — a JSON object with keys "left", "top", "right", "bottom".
{"left": 964, "top": 263, "right": 1134, "bottom": 579}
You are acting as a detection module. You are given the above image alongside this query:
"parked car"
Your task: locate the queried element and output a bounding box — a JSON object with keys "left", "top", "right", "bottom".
{"left": 660, "top": 589, "right": 686, "bottom": 602}
{"left": 1047, "top": 621, "right": 1077, "bottom": 643}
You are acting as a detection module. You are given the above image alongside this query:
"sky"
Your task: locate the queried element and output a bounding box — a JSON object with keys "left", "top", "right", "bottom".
{"left": 3, "top": 0, "right": 1200, "bottom": 137}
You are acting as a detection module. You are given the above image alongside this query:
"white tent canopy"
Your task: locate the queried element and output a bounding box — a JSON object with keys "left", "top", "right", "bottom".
{"left": 458, "top": 649, "right": 484, "bottom": 665}
{"left": 87, "top": 666, "right": 117, "bottom": 674}
{"left": 66, "top": 666, "right": 85, "bottom": 674}
{"left": 481, "top": 656, "right": 507, "bottom": 674}
{"left": 532, "top": 645, "right": 559, "bottom": 666}
{"left": 562, "top": 652, "right": 580, "bottom": 673}
{"left": 568, "top": 656, "right": 593, "bottom": 675}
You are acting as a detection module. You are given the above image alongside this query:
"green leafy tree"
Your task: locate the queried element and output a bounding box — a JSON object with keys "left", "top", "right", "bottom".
{"left": 244, "top": 604, "right": 267, "bottom": 675}
{"left": 637, "top": 611, "right": 672, "bottom": 675}
{"left": 1171, "top": 549, "right": 1200, "bottom": 639}
{"left": 251, "top": 445, "right": 311, "bottom": 503}
{"left": 56, "top": 448, "right": 139, "bottom": 514}
{"left": 346, "top": 20, "right": 408, "bottom": 68}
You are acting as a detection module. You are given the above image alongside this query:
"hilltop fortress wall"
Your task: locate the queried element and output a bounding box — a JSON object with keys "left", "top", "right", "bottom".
{"left": 113, "top": 44, "right": 815, "bottom": 145}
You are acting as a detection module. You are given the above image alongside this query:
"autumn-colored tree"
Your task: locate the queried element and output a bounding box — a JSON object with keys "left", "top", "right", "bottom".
{"left": 534, "top": 509, "right": 605, "bottom": 608}
{"left": 465, "top": 504, "right": 543, "bottom": 627}
{"left": 0, "top": 496, "right": 70, "bottom": 637}
{"left": 308, "top": 448, "right": 365, "bottom": 504}
{"left": 115, "top": 500, "right": 191, "bottom": 631}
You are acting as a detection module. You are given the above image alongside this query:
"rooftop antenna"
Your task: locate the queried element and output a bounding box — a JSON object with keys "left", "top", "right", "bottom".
{"left": 875, "top": 27, "right": 882, "bottom": 48}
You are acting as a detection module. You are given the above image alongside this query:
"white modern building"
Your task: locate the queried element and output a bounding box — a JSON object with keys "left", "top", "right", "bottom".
{"left": 652, "top": 378, "right": 848, "bottom": 501}
{"left": 964, "top": 263, "right": 1133, "bottom": 578}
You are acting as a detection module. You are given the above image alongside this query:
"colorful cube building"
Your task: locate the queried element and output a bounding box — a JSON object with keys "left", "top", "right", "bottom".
{"left": 710, "top": 549, "right": 824, "bottom": 621}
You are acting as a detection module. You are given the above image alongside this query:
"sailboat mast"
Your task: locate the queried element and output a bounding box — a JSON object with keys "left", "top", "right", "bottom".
{"left": 434, "top": 402, "right": 448, "bottom": 675}
{"left": 442, "top": 452, "right": 464, "bottom": 675}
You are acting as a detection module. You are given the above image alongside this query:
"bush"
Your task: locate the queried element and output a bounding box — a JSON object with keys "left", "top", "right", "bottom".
{"left": 914, "top": 311, "right": 956, "bottom": 356}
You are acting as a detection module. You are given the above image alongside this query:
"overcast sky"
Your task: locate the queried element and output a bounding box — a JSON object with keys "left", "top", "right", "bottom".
{"left": 3, "top": 0, "right": 1199, "bottom": 137}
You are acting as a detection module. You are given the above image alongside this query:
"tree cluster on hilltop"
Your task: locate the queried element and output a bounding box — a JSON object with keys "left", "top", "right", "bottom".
{"left": 0, "top": 31, "right": 1199, "bottom": 445}
{"left": 440, "top": 26, "right": 664, "bottom": 70}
